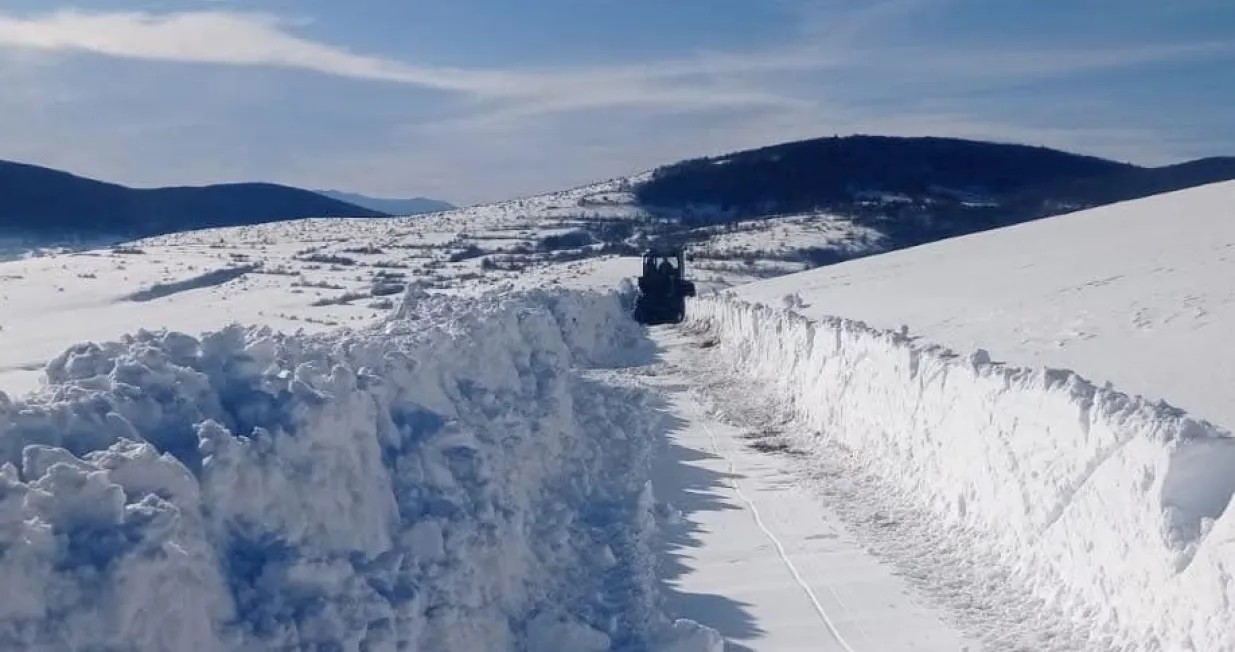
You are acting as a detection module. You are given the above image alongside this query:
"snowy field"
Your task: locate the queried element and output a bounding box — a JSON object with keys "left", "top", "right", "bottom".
{"left": 0, "top": 174, "right": 864, "bottom": 397}
{"left": 1, "top": 175, "right": 1234, "bottom": 651}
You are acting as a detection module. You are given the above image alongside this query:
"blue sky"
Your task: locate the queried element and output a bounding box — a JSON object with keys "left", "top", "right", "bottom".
{"left": 0, "top": 0, "right": 1232, "bottom": 205}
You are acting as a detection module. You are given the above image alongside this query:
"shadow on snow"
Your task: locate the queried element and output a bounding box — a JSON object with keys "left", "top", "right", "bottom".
{"left": 595, "top": 330, "right": 764, "bottom": 652}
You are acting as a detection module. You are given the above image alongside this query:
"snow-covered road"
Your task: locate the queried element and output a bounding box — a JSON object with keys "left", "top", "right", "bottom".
{"left": 630, "top": 327, "right": 974, "bottom": 652}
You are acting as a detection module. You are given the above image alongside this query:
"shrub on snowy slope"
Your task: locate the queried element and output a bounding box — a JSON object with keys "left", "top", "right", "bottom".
{"left": 688, "top": 296, "right": 1235, "bottom": 651}
{"left": 0, "top": 287, "right": 714, "bottom": 651}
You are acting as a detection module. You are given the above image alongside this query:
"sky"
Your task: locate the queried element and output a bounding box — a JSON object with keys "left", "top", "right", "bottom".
{"left": 0, "top": 0, "right": 1233, "bottom": 206}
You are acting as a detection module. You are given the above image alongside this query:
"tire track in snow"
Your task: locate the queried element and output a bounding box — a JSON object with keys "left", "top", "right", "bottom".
{"left": 686, "top": 388, "right": 862, "bottom": 652}
{"left": 645, "top": 326, "right": 971, "bottom": 651}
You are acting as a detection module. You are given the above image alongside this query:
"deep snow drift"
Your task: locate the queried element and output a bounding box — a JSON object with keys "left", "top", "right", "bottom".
{"left": 686, "top": 182, "right": 1235, "bottom": 651}
{"left": 0, "top": 286, "right": 717, "bottom": 651}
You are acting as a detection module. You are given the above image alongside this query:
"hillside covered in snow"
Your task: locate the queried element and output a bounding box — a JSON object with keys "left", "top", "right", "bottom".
{"left": 0, "top": 171, "right": 885, "bottom": 395}
{"left": 726, "top": 179, "right": 1235, "bottom": 428}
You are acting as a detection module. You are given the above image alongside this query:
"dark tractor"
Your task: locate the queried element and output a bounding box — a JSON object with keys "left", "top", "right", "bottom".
{"left": 633, "top": 247, "right": 696, "bottom": 325}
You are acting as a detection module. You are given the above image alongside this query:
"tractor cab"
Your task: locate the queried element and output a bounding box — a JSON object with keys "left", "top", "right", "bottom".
{"left": 640, "top": 249, "right": 683, "bottom": 284}
{"left": 633, "top": 246, "right": 696, "bottom": 325}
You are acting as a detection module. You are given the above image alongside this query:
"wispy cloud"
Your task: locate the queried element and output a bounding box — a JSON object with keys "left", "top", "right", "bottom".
{"left": 0, "top": 9, "right": 816, "bottom": 113}
{"left": 0, "top": 10, "right": 522, "bottom": 92}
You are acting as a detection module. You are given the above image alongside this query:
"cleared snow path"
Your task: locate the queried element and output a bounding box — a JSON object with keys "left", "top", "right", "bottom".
{"left": 631, "top": 327, "right": 974, "bottom": 652}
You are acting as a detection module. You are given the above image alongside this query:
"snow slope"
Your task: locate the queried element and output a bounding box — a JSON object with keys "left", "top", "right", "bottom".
{"left": 687, "top": 181, "right": 1235, "bottom": 651}
{"left": 0, "top": 287, "right": 718, "bottom": 651}
{"left": 689, "top": 213, "right": 883, "bottom": 265}
{"left": 738, "top": 180, "right": 1235, "bottom": 428}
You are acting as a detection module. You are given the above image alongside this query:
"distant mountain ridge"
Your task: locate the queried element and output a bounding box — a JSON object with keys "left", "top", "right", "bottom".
{"left": 5, "top": 134, "right": 1233, "bottom": 246}
{"left": 0, "top": 160, "right": 387, "bottom": 239}
{"left": 315, "top": 190, "right": 455, "bottom": 215}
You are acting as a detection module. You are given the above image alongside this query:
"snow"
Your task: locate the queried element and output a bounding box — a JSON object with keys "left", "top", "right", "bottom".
{"left": 0, "top": 175, "right": 952, "bottom": 651}
{"left": 690, "top": 213, "right": 883, "bottom": 261}
{"left": 0, "top": 286, "right": 720, "bottom": 651}
{"left": 625, "top": 329, "right": 973, "bottom": 651}
{"left": 0, "top": 241, "right": 388, "bottom": 395}
{"left": 0, "top": 182, "right": 791, "bottom": 396}
{"left": 687, "top": 181, "right": 1235, "bottom": 651}
{"left": 733, "top": 180, "right": 1235, "bottom": 429}
{"left": 4, "top": 170, "right": 1234, "bottom": 651}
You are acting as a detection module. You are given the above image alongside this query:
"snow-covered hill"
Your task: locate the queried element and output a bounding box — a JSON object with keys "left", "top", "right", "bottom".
{"left": 2, "top": 173, "right": 1234, "bottom": 651}
{"left": 687, "top": 180, "right": 1235, "bottom": 650}
{"left": 719, "top": 179, "right": 1235, "bottom": 428}
{"left": 0, "top": 175, "right": 877, "bottom": 396}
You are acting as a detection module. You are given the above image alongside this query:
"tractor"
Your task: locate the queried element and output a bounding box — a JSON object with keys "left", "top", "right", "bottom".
{"left": 632, "top": 247, "right": 696, "bottom": 325}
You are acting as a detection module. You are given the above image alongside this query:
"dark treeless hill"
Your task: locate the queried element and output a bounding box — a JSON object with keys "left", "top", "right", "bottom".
{"left": 634, "top": 135, "right": 1139, "bottom": 216}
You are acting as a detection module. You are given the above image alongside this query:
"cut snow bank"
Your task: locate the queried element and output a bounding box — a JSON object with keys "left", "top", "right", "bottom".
{"left": 689, "top": 295, "right": 1235, "bottom": 651}
{"left": 0, "top": 286, "right": 715, "bottom": 651}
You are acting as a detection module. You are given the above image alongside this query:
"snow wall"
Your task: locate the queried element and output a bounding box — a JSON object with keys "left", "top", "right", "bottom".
{"left": 0, "top": 287, "right": 718, "bottom": 652}
{"left": 689, "top": 295, "right": 1235, "bottom": 651}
